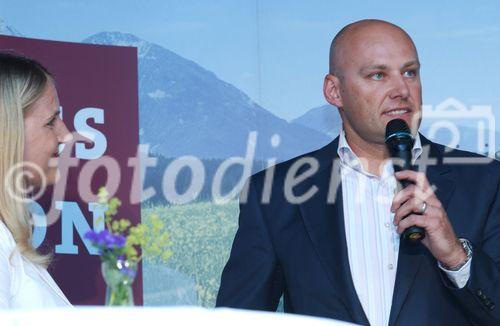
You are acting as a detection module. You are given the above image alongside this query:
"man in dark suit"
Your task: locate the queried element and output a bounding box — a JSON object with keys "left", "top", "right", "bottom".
{"left": 216, "top": 19, "right": 499, "bottom": 325}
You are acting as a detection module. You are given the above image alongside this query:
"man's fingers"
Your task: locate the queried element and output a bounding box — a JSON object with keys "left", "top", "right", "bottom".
{"left": 395, "top": 170, "right": 430, "bottom": 189}
{"left": 391, "top": 185, "right": 417, "bottom": 213}
{"left": 391, "top": 184, "right": 439, "bottom": 213}
{"left": 393, "top": 197, "right": 425, "bottom": 225}
{"left": 396, "top": 205, "right": 442, "bottom": 234}
{"left": 396, "top": 214, "right": 427, "bottom": 234}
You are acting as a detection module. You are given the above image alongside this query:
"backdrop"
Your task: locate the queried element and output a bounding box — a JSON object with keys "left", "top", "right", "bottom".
{"left": 0, "top": 1, "right": 498, "bottom": 307}
{"left": 0, "top": 35, "right": 141, "bottom": 305}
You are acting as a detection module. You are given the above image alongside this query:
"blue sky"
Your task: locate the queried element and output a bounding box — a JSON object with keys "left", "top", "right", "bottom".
{"left": 1, "top": 0, "right": 499, "bottom": 125}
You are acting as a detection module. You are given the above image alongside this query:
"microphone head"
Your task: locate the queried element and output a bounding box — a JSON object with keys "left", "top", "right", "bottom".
{"left": 385, "top": 119, "right": 412, "bottom": 143}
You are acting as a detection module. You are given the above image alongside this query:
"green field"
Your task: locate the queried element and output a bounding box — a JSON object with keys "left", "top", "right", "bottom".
{"left": 142, "top": 201, "right": 239, "bottom": 307}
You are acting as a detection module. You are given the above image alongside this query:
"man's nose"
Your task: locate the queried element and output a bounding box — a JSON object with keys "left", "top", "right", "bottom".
{"left": 389, "top": 75, "right": 410, "bottom": 100}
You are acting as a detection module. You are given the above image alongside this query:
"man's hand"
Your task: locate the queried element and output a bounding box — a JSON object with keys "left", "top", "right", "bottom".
{"left": 391, "top": 170, "right": 467, "bottom": 268}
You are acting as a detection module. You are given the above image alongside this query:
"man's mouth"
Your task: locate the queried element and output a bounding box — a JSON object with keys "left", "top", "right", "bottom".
{"left": 383, "top": 108, "right": 411, "bottom": 116}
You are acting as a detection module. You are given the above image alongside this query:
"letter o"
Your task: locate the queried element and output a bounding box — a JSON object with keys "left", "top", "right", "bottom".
{"left": 162, "top": 156, "right": 205, "bottom": 204}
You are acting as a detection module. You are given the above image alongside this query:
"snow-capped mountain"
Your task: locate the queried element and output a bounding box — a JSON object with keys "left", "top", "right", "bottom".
{"left": 84, "top": 32, "right": 330, "bottom": 160}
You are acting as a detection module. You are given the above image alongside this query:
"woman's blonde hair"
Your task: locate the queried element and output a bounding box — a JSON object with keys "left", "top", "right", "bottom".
{"left": 0, "top": 52, "right": 52, "bottom": 267}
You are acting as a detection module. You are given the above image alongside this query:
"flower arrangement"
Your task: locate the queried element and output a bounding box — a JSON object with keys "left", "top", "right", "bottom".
{"left": 85, "top": 187, "right": 172, "bottom": 306}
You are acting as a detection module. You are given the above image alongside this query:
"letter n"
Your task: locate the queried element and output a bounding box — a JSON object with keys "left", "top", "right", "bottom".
{"left": 55, "top": 201, "right": 106, "bottom": 255}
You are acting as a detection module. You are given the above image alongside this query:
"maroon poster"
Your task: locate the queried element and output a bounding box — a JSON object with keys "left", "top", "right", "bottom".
{"left": 0, "top": 35, "right": 142, "bottom": 305}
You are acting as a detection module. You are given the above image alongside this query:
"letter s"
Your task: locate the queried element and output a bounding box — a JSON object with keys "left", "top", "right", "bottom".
{"left": 74, "top": 108, "right": 107, "bottom": 160}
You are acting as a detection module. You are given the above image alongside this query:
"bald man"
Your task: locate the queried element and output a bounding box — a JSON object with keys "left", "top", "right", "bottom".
{"left": 216, "top": 20, "right": 499, "bottom": 326}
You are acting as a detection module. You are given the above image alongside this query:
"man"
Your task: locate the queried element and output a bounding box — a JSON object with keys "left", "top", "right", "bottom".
{"left": 216, "top": 20, "right": 499, "bottom": 326}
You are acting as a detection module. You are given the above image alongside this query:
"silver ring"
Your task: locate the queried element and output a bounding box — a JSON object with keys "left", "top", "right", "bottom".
{"left": 420, "top": 201, "right": 427, "bottom": 214}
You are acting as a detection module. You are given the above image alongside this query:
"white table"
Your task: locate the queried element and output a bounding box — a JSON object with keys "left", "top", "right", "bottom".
{"left": 0, "top": 306, "right": 358, "bottom": 326}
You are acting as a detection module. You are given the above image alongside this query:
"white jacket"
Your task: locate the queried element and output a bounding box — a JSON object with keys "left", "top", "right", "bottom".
{"left": 0, "top": 221, "right": 72, "bottom": 309}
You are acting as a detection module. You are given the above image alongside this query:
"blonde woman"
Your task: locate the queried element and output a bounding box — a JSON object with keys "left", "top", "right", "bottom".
{"left": 0, "top": 52, "right": 72, "bottom": 308}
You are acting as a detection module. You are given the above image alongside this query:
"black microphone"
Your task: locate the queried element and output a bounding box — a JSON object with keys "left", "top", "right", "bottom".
{"left": 385, "top": 119, "right": 425, "bottom": 243}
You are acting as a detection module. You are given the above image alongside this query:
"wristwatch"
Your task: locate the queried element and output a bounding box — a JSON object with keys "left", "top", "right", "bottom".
{"left": 445, "top": 238, "right": 473, "bottom": 271}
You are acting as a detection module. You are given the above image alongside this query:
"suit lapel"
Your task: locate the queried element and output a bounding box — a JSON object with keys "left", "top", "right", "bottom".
{"left": 295, "top": 136, "right": 456, "bottom": 325}
{"left": 297, "top": 138, "right": 370, "bottom": 325}
{"left": 388, "top": 136, "right": 455, "bottom": 326}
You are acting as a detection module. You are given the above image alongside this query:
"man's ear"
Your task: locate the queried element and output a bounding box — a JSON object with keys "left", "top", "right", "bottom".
{"left": 323, "top": 74, "right": 343, "bottom": 108}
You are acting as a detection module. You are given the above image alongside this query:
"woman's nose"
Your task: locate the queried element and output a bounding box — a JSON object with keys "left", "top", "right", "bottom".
{"left": 57, "top": 120, "right": 74, "bottom": 144}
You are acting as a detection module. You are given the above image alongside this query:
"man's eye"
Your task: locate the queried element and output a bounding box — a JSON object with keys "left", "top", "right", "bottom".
{"left": 370, "top": 72, "right": 384, "bottom": 80}
{"left": 404, "top": 70, "right": 416, "bottom": 77}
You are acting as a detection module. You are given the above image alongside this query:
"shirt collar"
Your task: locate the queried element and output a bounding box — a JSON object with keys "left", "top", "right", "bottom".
{"left": 337, "top": 129, "right": 423, "bottom": 177}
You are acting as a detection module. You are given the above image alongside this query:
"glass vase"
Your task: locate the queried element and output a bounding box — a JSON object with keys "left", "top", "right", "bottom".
{"left": 101, "top": 258, "right": 137, "bottom": 306}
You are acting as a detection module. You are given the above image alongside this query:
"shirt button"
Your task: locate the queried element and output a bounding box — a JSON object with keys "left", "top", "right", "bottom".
{"left": 388, "top": 264, "right": 394, "bottom": 270}
{"left": 385, "top": 222, "right": 391, "bottom": 228}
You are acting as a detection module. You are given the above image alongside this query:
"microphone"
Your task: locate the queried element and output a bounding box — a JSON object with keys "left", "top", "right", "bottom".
{"left": 385, "top": 119, "right": 425, "bottom": 243}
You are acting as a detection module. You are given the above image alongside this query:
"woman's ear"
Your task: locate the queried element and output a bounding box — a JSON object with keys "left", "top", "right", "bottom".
{"left": 323, "top": 74, "right": 343, "bottom": 108}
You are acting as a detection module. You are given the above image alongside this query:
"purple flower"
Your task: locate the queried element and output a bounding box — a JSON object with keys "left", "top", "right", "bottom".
{"left": 85, "top": 230, "right": 126, "bottom": 249}
{"left": 114, "top": 235, "right": 126, "bottom": 248}
{"left": 84, "top": 230, "right": 100, "bottom": 242}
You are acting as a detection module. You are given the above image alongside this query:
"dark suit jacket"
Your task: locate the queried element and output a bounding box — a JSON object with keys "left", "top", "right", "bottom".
{"left": 216, "top": 135, "right": 500, "bottom": 325}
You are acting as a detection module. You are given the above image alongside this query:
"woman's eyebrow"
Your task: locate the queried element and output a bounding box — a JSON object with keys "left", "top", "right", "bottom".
{"left": 46, "top": 109, "right": 61, "bottom": 122}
